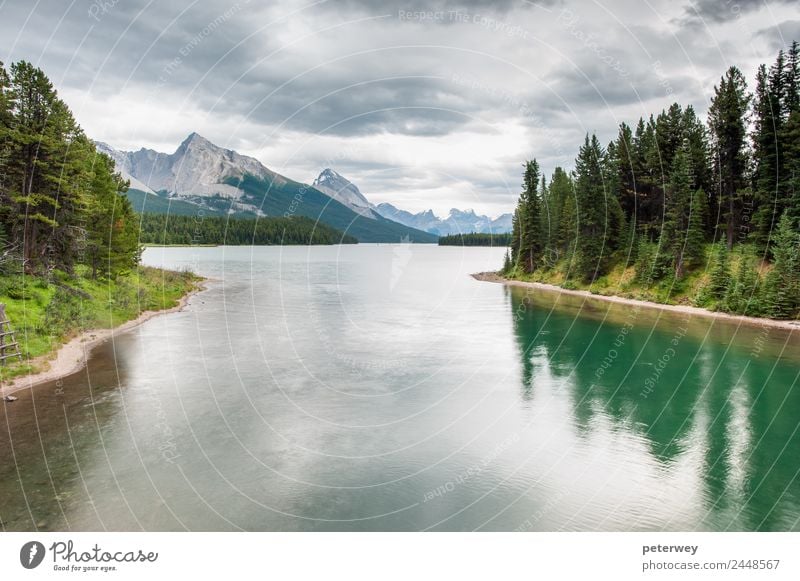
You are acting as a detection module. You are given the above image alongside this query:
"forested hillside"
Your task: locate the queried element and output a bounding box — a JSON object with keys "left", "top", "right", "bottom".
{"left": 139, "top": 214, "right": 357, "bottom": 245}
{"left": 504, "top": 43, "right": 800, "bottom": 320}
{"left": 0, "top": 61, "right": 196, "bottom": 379}
{"left": 0, "top": 61, "right": 139, "bottom": 279}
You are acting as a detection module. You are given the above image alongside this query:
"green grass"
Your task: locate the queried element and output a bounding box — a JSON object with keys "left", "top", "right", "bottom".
{"left": 505, "top": 246, "right": 717, "bottom": 308}
{"left": 503, "top": 243, "right": 791, "bottom": 320}
{"left": 0, "top": 266, "right": 199, "bottom": 381}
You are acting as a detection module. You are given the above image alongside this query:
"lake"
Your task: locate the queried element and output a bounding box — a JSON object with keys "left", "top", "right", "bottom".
{"left": 1, "top": 244, "right": 798, "bottom": 531}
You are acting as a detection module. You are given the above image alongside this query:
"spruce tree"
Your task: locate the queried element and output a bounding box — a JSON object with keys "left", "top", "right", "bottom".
{"left": 518, "top": 159, "right": 543, "bottom": 273}
{"left": 708, "top": 242, "right": 731, "bottom": 301}
{"left": 573, "top": 134, "right": 613, "bottom": 281}
{"left": 763, "top": 212, "right": 800, "bottom": 318}
{"left": 510, "top": 208, "right": 521, "bottom": 273}
{"left": 559, "top": 186, "right": 578, "bottom": 273}
{"left": 667, "top": 147, "right": 707, "bottom": 278}
{"left": 85, "top": 152, "right": 141, "bottom": 278}
{"left": 708, "top": 66, "right": 750, "bottom": 249}
{"left": 724, "top": 250, "right": 761, "bottom": 315}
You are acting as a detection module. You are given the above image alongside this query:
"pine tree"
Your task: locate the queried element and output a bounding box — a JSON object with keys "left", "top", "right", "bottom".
{"left": 510, "top": 207, "right": 521, "bottom": 273}
{"left": 634, "top": 239, "right": 657, "bottom": 285}
{"left": 762, "top": 212, "right": 800, "bottom": 318}
{"left": 573, "top": 134, "right": 617, "bottom": 281}
{"left": 783, "top": 42, "right": 800, "bottom": 230}
{"left": 502, "top": 248, "right": 512, "bottom": 275}
{"left": 517, "top": 159, "right": 543, "bottom": 273}
{"left": 708, "top": 66, "right": 750, "bottom": 249}
{"left": 667, "top": 147, "right": 707, "bottom": 278}
{"left": 0, "top": 61, "right": 142, "bottom": 277}
{"left": 708, "top": 242, "right": 731, "bottom": 301}
{"left": 2, "top": 61, "right": 92, "bottom": 273}
{"left": 85, "top": 152, "right": 141, "bottom": 278}
{"left": 613, "top": 122, "right": 637, "bottom": 218}
{"left": 724, "top": 249, "right": 761, "bottom": 315}
{"left": 681, "top": 105, "right": 712, "bottom": 196}
{"left": 559, "top": 185, "right": 578, "bottom": 273}
{"left": 785, "top": 109, "right": 800, "bottom": 228}
{"left": 786, "top": 41, "right": 800, "bottom": 113}
{"left": 686, "top": 189, "right": 708, "bottom": 267}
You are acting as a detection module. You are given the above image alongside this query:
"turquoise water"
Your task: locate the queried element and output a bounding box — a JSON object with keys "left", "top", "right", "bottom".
{"left": 1, "top": 245, "right": 798, "bottom": 531}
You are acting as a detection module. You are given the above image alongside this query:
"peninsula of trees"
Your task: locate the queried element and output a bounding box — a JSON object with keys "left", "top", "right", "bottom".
{"left": 438, "top": 232, "right": 512, "bottom": 246}
{"left": 504, "top": 43, "right": 800, "bottom": 320}
{"left": 139, "top": 214, "right": 358, "bottom": 246}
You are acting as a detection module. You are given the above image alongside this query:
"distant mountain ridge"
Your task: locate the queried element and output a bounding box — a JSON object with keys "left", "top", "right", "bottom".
{"left": 309, "top": 168, "right": 514, "bottom": 235}
{"left": 375, "top": 203, "right": 513, "bottom": 235}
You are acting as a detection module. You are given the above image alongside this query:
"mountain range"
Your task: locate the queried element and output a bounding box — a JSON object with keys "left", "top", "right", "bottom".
{"left": 375, "top": 204, "right": 513, "bottom": 236}
{"left": 97, "top": 133, "right": 512, "bottom": 242}
{"left": 96, "top": 134, "right": 436, "bottom": 243}
{"left": 309, "top": 168, "right": 513, "bottom": 235}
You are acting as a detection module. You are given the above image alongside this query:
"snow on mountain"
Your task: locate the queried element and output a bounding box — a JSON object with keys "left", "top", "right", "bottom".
{"left": 311, "top": 168, "right": 381, "bottom": 219}
{"left": 95, "top": 141, "right": 157, "bottom": 195}
{"left": 95, "top": 133, "right": 280, "bottom": 199}
{"left": 375, "top": 203, "right": 513, "bottom": 235}
{"left": 96, "top": 137, "right": 513, "bottom": 236}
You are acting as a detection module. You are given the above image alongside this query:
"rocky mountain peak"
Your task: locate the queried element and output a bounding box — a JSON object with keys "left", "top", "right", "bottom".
{"left": 312, "top": 168, "right": 376, "bottom": 217}
{"left": 95, "top": 132, "right": 275, "bottom": 199}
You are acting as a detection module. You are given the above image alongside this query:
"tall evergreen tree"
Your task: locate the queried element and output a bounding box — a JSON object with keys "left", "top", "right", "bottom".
{"left": 762, "top": 211, "right": 800, "bottom": 318}
{"left": 516, "top": 159, "right": 543, "bottom": 273}
{"left": 573, "top": 134, "right": 616, "bottom": 281}
{"left": 666, "top": 147, "right": 706, "bottom": 278}
{"left": 85, "top": 152, "right": 141, "bottom": 278}
{"left": 2, "top": 61, "right": 90, "bottom": 272}
{"left": 0, "top": 61, "right": 142, "bottom": 277}
{"left": 708, "top": 66, "right": 750, "bottom": 249}
{"left": 707, "top": 242, "right": 731, "bottom": 301}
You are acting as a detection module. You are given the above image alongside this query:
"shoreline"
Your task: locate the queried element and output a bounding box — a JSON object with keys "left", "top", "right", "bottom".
{"left": 1, "top": 280, "right": 206, "bottom": 397}
{"left": 472, "top": 272, "right": 800, "bottom": 332}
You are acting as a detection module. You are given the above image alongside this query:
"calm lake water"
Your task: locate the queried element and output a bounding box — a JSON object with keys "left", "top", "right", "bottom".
{"left": 1, "top": 245, "right": 799, "bottom": 531}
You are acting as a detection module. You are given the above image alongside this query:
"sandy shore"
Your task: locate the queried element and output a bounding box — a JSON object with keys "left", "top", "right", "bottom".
{"left": 472, "top": 271, "right": 800, "bottom": 332}
{"left": 1, "top": 280, "right": 206, "bottom": 397}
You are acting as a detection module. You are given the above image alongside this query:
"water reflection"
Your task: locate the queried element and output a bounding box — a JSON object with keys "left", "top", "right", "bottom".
{"left": 506, "top": 284, "right": 800, "bottom": 531}
{"left": 1, "top": 246, "right": 798, "bottom": 532}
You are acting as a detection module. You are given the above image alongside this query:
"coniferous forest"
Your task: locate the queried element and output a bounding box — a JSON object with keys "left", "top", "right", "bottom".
{"left": 0, "top": 60, "right": 140, "bottom": 279}
{"left": 504, "top": 43, "right": 800, "bottom": 320}
{"left": 139, "top": 213, "right": 357, "bottom": 246}
{"left": 438, "top": 232, "right": 512, "bottom": 246}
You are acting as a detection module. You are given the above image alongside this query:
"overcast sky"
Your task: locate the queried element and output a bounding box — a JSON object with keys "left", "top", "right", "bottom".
{"left": 2, "top": 0, "right": 798, "bottom": 217}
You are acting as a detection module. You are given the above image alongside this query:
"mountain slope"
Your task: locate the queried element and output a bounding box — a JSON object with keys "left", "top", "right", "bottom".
{"left": 97, "top": 133, "right": 278, "bottom": 199}
{"left": 98, "top": 134, "right": 436, "bottom": 242}
{"left": 312, "top": 168, "right": 380, "bottom": 218}
{"left": 231, "top": 174, "right": 438, "bottom": 243}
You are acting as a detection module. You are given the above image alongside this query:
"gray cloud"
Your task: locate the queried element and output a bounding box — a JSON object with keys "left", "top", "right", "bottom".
{"left": 0, "top": 0, "right": 788, "bottom": 215}
{"left": 325, "top": 0, "right": 554, "bottom": 14}
{"left": 757, "top": 20, "right": 800, "bottom": 50}
{"left": 681, "top": 0, "right": 793, "bottom": 24}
